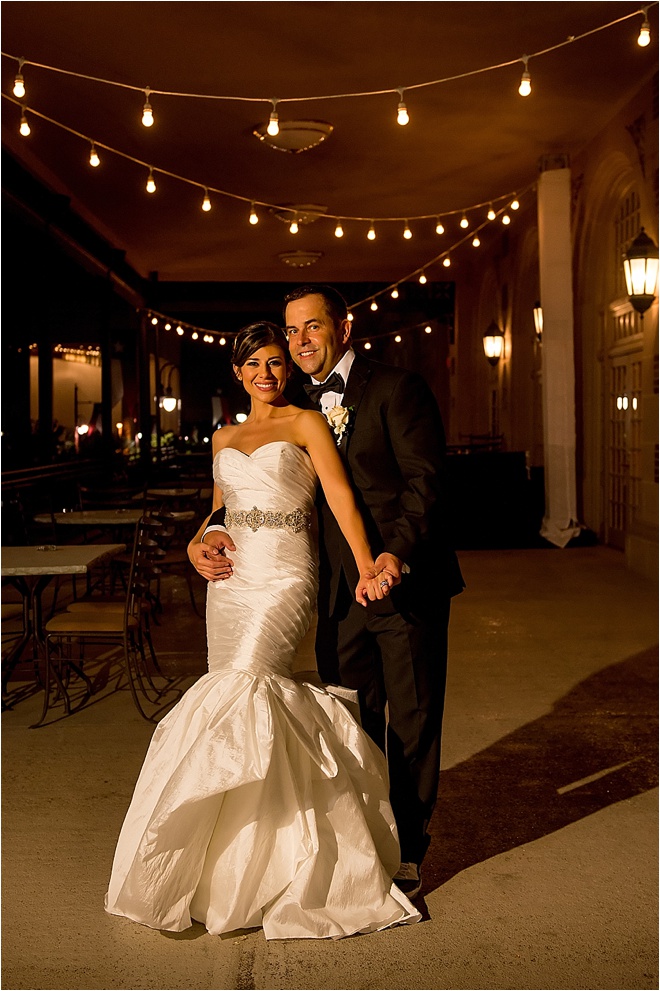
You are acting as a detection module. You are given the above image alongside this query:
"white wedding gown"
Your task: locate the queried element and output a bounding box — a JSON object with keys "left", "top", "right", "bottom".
{"left": 105, "top": 441, "right": 421, "bottom": 940}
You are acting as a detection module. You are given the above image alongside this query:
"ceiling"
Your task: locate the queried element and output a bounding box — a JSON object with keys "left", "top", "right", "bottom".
{"left": 1, "top": 1, "right": 657, "bottom": 284}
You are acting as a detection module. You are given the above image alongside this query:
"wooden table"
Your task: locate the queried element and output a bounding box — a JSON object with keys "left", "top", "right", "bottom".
{"left": 1, "top": 544, "right": 126, "bottom": 723}
{"left": 33, "top": 510, "right": 142, "bottom": 527}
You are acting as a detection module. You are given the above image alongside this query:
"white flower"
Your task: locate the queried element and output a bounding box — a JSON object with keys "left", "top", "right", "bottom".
{"left": 326, "top": 404, "right": 352, "bottom": 445}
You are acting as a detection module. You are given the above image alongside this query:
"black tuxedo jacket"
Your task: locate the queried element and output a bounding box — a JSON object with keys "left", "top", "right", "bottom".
{"left": 299, "top": 353, "right": 464, "bottom": 620}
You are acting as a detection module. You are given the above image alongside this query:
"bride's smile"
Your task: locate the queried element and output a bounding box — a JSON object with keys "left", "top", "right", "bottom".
{"left": 234, "top": 345, "right": 288, "bottom": 407}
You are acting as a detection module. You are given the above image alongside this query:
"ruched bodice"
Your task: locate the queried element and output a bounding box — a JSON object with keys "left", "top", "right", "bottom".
{"left": 105, "top": 440, "right": 420, "bottom": 940}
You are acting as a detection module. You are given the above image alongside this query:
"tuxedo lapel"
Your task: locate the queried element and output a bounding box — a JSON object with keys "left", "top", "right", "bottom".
{"left": 339, "top": 354, "right": 372, "bottom": 456}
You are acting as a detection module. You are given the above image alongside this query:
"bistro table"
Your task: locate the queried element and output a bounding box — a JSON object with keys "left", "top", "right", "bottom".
{"left": 1, "top": 544, "right": 126, "bottom": 724}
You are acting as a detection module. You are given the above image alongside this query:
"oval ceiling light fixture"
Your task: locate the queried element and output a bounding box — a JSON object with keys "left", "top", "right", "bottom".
{"left": 278, "top": 250, "right": 324, "bottom": 268}
{"left": 271, "top": 203, "right": 327, "bottom": 227}
{"left": 253, "top": 119, "right": 333, "bottom": 154}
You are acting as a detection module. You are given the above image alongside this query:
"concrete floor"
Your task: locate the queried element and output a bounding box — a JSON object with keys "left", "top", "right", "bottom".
{"left": 2, "top": 546, "right": 657, "bottom": 991}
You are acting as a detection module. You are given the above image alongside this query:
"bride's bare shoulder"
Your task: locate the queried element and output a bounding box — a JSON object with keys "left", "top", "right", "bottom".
{"left": 212, "top": 426, "right": 239, "bottom": 454}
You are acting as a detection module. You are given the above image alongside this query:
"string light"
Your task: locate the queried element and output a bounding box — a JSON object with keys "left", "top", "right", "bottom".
{"left": 267, "top": 100, "right": 279, "bottom": 136}
{"left": 419, "top": 272, "right": 427, "bottom": 284}
{"left": 176, "top": 326, "right": 184, "bottom": 336}
{"left": 472, "top": 235, "right": 481, "bottom": 247}
{"left": 403, "top": 222, "right": 412, "bottom": 239}
{"left": 510, "top": 198, "right": 520, "bottom": 210}
{"left": 202, "top": 188, "right": 212, "bottom": 212}
{"left": 638, "top": 8, "right": 651, "bottom": 45}
{"left": 289, "top": 219, "right": 299, "bottom": 234}
{"left": 394, "top": 335, "right": 402, "bottom": 343}
{"left": 146, "top": 167, "right": 156, "bottom": 193}
{"left": 424, "top": 325, "right": 432, "bottom": 334}
{"left": 443, "top": 257, "right": 451, "bottom": 267}
{"left": 164, "top": 323, "right": 171, "bottom": 331}
{"left": 347, "top": 312, "right": 354, "bottom": 322}
{"left": 151, "top": 316, "right": 158, "bottom": 325}
{"left": 502, "top": 213, "right": 511, "bottom": 225}
{"left": 487, "top": 205, "right": 496, "bottom": 221}
{"left": 435, "top": 219, "right": 445, "bottom": 235}
{"left": 13, "top": 59, "right": 25, "bottom": 98}
{"left": 219, "top": 337, "right": 227, "bottom": 345}
{"left": 367, "top": 223, "right": 376, "bottom": 240}
{"left": 334, "top": 221, "right": 344, "bottom": 238}
{"left": 364, "top": 342, "right": 372, "bottom": 349}
{"left": 191, "top": 331, "right": 199, "bottom": 340}
{"left": 142, "top": 88, "right": 154, "bottom": 126}
{"left": 370, "top": 300, "right": 378, "bottom": 311}
{"left": 396, "top": 88, "right": 409, "bottom": 126}
{"left": 518, "top": 56, "right": 531, "bottom": 97}
{"left": 249, "top": 203, "right": 259, "bottom": 225}
{"left": 391, "top": 287, "right": 399, "bottom": 298}
{"left": 19, "top": 111, "right": 30, "bottom": 136}
{"left": 460, "top": 214, "right": 469, "bottom": 229}
{"left": 89, "top": 142, "right": 100, "bottom": 167}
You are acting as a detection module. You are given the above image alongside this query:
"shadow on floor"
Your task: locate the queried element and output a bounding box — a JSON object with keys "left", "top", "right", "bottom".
{"left": 424, "top": 646, "right": 659, "bottom": 895}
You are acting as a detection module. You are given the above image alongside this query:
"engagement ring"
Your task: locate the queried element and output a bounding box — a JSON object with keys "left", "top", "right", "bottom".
{"left": 380, "top": 580, "right": 389, "bottom": 588}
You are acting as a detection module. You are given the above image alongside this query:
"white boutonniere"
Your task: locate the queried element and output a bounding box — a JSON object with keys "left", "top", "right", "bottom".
{"left": 326, "top": 404, "right": 354, "bottom": 445}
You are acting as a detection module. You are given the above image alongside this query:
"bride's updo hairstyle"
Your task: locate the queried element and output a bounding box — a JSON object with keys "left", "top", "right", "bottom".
{"left": 231, "top": 321, "right": 289, "bottom": 368}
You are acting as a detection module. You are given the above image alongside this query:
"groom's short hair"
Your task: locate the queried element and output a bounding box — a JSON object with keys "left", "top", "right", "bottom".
{"left": 283, "top": 285, "right": 348, "bottom": 328}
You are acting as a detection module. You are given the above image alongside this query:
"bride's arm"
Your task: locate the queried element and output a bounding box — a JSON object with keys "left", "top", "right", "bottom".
{"left": 295, "top": 411, "right": 391, "bottom": 605}
{"left": 187, "top": 433, "right": 235, "bottom": 581}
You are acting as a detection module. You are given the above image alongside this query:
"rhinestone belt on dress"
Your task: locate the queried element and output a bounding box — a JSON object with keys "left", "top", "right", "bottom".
{"left": 224, "top": 506, "right": 311, "bottom": 534}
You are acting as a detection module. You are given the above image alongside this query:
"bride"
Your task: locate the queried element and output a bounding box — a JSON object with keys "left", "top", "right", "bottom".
{"left": 105, "top": 321, "right": 421, "bottom": 940}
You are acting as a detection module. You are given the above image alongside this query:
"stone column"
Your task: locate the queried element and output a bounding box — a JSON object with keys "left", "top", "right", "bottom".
{"left": 537, "top": 159, "right": 581, "bottom": 547}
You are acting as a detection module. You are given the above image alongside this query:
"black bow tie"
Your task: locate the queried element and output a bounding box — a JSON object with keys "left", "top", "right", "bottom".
{"left": 303, "top": 371, "right": 345, "bottom": 406}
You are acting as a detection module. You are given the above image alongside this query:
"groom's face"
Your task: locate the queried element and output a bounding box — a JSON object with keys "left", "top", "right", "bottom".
{"left": 285, "top": 294, "right": 351, "bottom": 382}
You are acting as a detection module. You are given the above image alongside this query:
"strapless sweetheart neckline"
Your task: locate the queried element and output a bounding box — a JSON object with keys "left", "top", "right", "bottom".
{"left": 215, "top": 440, "right": 309, "bottom": 460}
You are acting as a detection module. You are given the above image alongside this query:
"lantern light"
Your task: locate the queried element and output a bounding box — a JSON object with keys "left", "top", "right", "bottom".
{"left": 623, "top": 228, "right": 659, "bottom": 315}
{"left": 483, "top": 321, "right": 505, "bottom": 365}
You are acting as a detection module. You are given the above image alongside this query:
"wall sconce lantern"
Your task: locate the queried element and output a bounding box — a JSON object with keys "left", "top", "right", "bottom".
{"left": 533, "top": 301, "right": 543, "bottom": 343}
{"left": 623, "top": 228, "right": 659, "bottom": 315}
{"left": 483, "top": 321, "right": 505, "bottom": 365}
{"left": 159, "top": 362, "right": 178, "bottom": 411}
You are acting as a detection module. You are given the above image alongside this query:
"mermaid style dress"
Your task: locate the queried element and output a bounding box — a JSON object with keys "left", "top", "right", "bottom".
{"left": 105, "top": 442, "right": 420, "bottom": 940}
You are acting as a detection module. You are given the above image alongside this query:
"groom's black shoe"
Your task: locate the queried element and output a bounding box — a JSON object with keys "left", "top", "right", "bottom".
{"left": 393, "top": 862, "right": 421, "bottom": 899}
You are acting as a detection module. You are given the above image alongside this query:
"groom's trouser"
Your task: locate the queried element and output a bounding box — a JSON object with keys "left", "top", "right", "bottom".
{"left": 316, "top": 578, "right": 449, "bottom": 867}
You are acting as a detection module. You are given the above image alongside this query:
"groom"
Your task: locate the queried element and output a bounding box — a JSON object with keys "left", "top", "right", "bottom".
{"left": 197, "top": 285, "right": 463, "bottom": 898}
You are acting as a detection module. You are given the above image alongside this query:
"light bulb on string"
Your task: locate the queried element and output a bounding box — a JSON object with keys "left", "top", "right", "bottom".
{"left": 394, "top": 335, "right": 402, "bottom": 343}
{"left": 347, "top": 312, "right": 354, "bottom": 322}
{"left": 165, "top": 323, "right": 171, "bottom": 331}
{"left": 89, "top": 143, "right": 100, "bottom": 167}
{"left": 142, "top": 88, "right": 154, "bottom": 126}
{"left": 391, "top": 288, "right": 399, "bottom": 299}
{"left": 638, "top": 9, "right": 651, "bottom": 46}
{"left": 146, "top": 168, "right": 156, "bottom": 193}
{"left": 396, "top": 88, "right": 409, "bottom": 125}
{"left": 249, "top": 203, "right": 259, "bottom": 225}
{"left": 510, "top": 199, "right": 520, "bottom": 211}
{"left": 176, "top": 326, "right": 184, "bottom": 336}
{"left": 502, "top": 214, "right": 511, "bottom": 225}
{"left": 151, "top": 316, "right": 158, "bottom": 326}
{"left": 267, "top": 100, "right": 280, "bottom": 136}
{"left": 219, "top": 337, "right": 227, "bottom": 346}
{"left": 419, "top": 272, "right": 427, "bottom": 284}
{"left": 435, "top": 219, "right": 445, "bottom": 235}
{"left": 367, "top": 223, "right": 376, "bottom": 241}
{"left": 403, "top": 221, "right": 412, "bottom": 240}
{"left": 19, "top": 111, "right": 30, "bottom": 136}
{"left": 443, "top": 257, "right": 451, "bottom": 268}
{"left": 334, "top": 222, "right": 344, "bottom": 238}
{"left": 289, "top": 218, "right": 299, "bottom": 234}
{"left": 191, "top": 332, "right": 199, "bottom": 341}
{"left": 460, "top": 215, "right": 469, "bottom": 229}
{"left": 370, "top": 300, "right": 378, "bottom": 311}
{"left": 425, "top": 325, "right": 432, "bottom": 334}
{"left": 202, "top": 189, "right": 212, "bottom": 212}
{"left": 364, "top": 342, "right": 372, "bottom": 350}
{"left": 487, "top": 205, "right": 496, "bottom": 221}
{"left": 13, "top": 60, "right": 25, "bottom": 98}
{"left": 472, "top": 235, "right": 481, "bottom": 247}
{"left": 518, "top": 56, "right": 531, "bottom": 97}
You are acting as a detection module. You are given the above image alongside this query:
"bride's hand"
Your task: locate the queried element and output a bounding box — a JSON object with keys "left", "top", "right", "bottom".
{"left": 355, "top": 568, "right": 392, "bottom": 606}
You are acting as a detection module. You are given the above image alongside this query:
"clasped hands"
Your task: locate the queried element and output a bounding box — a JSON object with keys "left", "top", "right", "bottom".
{"left": 189, "top": 532, "right": 404, "bottom": 607}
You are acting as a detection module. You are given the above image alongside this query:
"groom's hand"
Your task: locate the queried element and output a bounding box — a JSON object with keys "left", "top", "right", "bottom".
{"left": 188, "top": 531, "right": 235, "bottom": 582}
{"left": 373, "top": 552, "right": 404, "bottom": 586}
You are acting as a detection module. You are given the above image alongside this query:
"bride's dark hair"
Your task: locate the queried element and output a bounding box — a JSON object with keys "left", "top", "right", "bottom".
{"left": 231, "top": 321, "right": 289, "bottom": 367}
